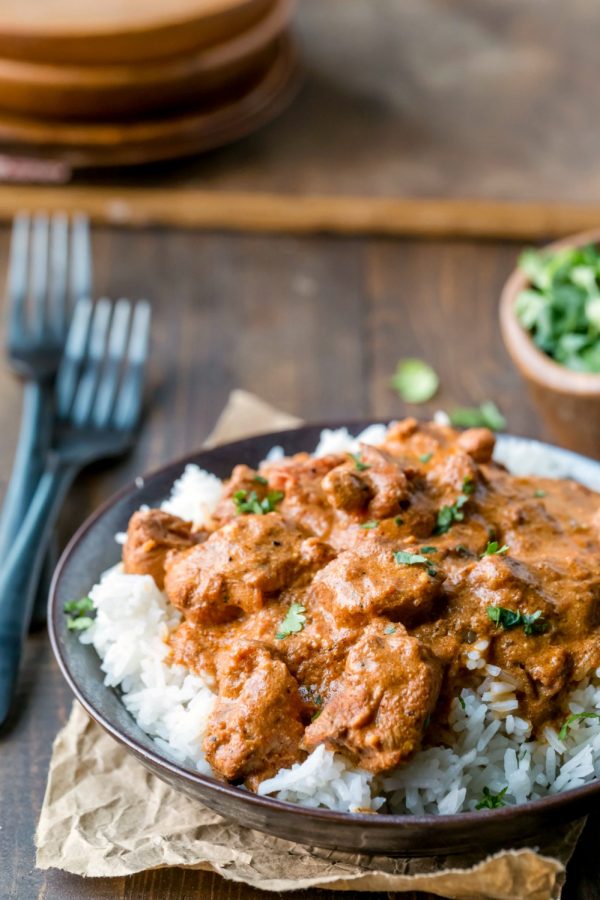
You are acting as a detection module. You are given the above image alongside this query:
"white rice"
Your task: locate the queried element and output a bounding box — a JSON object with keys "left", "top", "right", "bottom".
{"left": 80, "top": 425, "right": 600, "bottom": 814}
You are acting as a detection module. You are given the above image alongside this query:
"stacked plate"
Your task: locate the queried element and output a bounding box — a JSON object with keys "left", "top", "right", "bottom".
{"left": 0, "top": 0, "right": 299, "bottom": 167}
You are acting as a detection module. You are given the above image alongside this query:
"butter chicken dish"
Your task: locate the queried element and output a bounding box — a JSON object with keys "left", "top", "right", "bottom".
{"left": 77, "top": 420, "right": 600, "bottom": 815}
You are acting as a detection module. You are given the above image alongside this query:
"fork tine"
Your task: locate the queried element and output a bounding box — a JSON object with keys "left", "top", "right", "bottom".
{"left": 71, "top": 298, "right": 112, "bottom": 426}
{"left": 30, "top": 213, "right": 49, "bottom": 340}
{"left": 113, "top": 300, "right": 151, "bottom": 432}
{"left": 6, "top": 213, "right": 30, "bottom": 343}
{"left": 69, "top": 213, "right": 92, "bottom": 308}
{"left": 56, "top": 297, "right": 93, "bottom": 418}
{"left": 48, "top": 212, "right": 69, "bottom": 339}
{"left": 93, "top": 298, "right": 132, "bottom": 429}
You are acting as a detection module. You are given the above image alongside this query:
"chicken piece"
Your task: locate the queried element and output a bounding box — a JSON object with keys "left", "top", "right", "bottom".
{"left": 204, "top": 642, "right": 305, "bottom": 786}
{"left": 427, "top": 449, "right": 479, "bottom": 499}
{"left": 321, "top": 445, "right": 415, "bottom": 521}
{"left": 311, "top": 537, "right": 444, "bottom": 627}
{"left": 122, "top": 509, "right": 205, "bottom": 588}
{"left": 264, "top": 453, "right": 346, "bottom": 537}
{"left": 321, "top": 465, "right": 374, "bottom": 511}
{"left": 456, "top": 427, "right": 495, "bottom": 463}
{"left": 302, "top": 622, "right": 442, "bottom": 772}
{"left": 164, "top": 512, "right": 333, "bottom": 624}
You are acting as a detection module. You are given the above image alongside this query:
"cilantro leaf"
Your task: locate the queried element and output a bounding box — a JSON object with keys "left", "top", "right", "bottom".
{"left": 64, "top": 596, "right": 95, "bottom": 632}
{"left": 391, "top": 358, "right": 439, "bottom": 404}
{"left": 67, "top": 616, "right": 94, "bottom": 631}
{"left": 420, "top": 545, "right": 437, "bottom": 554}
{"left": 394, "top": 550, "right": 429, "bottom": 566}
{"left": 253, "top": 474, "right": 268, "bottom": 485}
{"left": 419, "top": 452, "right": 433, "bottom": 463}
{"left": 462, "top": 476, "right": 476, "bottom": 495}
{"left": 434, "top": 493, "right": 469, "bottom": 534}
{"left": 393, "top": 550, "right": 437, "bottom": 577}
{"left": 449, "top": 400, "right": 506, "bottom": 431}
{"left": 348, "top": 452, "right": 370, "bottom": 472}
{"left": 234, "top": 489, "right": 284, "bottom": 515}
{"left": 275, "top": 603, "right": 306, "bottom": 640}
{"left": 533, "top": 489, "right": 547, "bottom": 498}
{"left": 481, "top": 541, "right": 509, "bottom": 557}
{"left": 360, "top": 520, "right": 379, "bottom": 529}
{"left": 487, "top": 606, "right": 548, "bottom": 635}
{"left": 558, "top": 711, "right": 600, "bottom": 741}
{"left": 458, "top": 694, "right": 466, "bottom": 710}
{"left": 64, "top": 596, "right": 94, "bottom": 614}
{"left": 476, "top": 786, "right": 508, "bottom": 810}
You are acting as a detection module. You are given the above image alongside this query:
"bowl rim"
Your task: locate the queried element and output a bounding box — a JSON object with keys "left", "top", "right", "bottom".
{"left": 48, "top": 420, "right": 600, "bottom": 831}
{"left": 499, "top": 228, "right": 600, "bottom": 395}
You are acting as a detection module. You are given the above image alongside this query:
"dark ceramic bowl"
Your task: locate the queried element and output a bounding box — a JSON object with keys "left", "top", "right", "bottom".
{"left": 49, "top": 423, "right": 600, "bottom": 857}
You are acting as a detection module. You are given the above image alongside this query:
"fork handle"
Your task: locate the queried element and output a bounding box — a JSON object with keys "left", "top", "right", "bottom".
{"left": 0, "top": 459, "right": 76, "bottom": 727}
{"left": 0, "top": 380, "right": 53, "bottom": 560}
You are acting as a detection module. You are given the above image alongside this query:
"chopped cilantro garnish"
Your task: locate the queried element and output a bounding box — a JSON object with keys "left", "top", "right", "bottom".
{"left": 393, "top": 550, "right": 437, "bottom": 577}
{"left": 481, "top": 541, "right": 509, "bottom": 557}
{"left": 360, "top": 520, "right": 379, "bottom": 530}
{"left": 253, "top": 474, "right": 268, "bottom": 485}
{"left": 384, "top": 624, "right": 397, "bottom": 634}
{"left": 462, "top": 476, "right": 476, "bottom": 495}
{"left": 391, "top": 358, "right": 439, "bottom": 404}
{"left": 454, "top": 544, "right": 470, "bottom": 556}
{"left": 348, "top": 452, "right": 370, "bottom": 472}
{"left": 233, "top": 489, "right": 284, "bottom": 515}
{"left": 558, "top": 711, "right": 600, "bottom": 741}
{"left": 275, "top": 603, "right": 306, "bottom": 640}
{"left": 434, "top": 493, "right": 469, "bottom": 535}
{"left": 449, "top": 400, "right": 506, "bottom": 431}
{"left": 394, "top": 516, "right": 404, "bottom": 526}
{"left": 420, "top": 546, "right": 437, "bottom": 554}
{"left": 487, "top": 606, "right": 548, "bottom": 635}
{"left": 515, "top": 245, "right": 600, "bottom": 373}
{"left": 64, "top": 596, "right": 94, "bottom": 632}
{"left": 476, "top": 786, "right": 508, "bottom": 810}
{"left": 458, "top": 694, "right": 466, "bottom": 710}
{"left": 419, "top": 452, "right": 433, "bottom": 463}
{"left": 521, "top": 610, "right": 549, "bottom": 635}
{"left": 534, "top": 489, "right": 547, "bottom": 498}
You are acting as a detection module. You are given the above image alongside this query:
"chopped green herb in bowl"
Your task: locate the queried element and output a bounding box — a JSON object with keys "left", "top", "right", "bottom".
{"left": 515, "top": 245, "right": 600, "bottom": 373}
{"left": 500, "top": 232, "right": 600, "bottom": 458}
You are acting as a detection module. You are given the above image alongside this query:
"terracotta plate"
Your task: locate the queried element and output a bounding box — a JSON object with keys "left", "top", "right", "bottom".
{"left": 48, "top": 422, "right": 600, "bottom": 857}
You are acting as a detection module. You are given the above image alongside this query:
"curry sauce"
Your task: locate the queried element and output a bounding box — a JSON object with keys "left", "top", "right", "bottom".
{"left": 122, "top": 420, "right": 600, "bottom": 788}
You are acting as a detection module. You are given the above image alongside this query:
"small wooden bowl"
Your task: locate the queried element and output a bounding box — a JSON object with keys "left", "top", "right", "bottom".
{"left": 500, "top": 229, "right": 600, "bottom": 459}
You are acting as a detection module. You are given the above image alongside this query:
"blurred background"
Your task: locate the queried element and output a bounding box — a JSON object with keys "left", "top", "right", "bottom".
{"left": 0, "top": 0, "right": 598, "bottom": 208}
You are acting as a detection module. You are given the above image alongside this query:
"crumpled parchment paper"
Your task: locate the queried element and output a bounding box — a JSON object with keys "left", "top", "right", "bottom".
{"left": 36, "top": 389, "right": 585, "bottom": 899}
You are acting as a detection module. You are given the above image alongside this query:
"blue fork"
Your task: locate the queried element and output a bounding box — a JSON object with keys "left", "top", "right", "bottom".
{"left": 0, "top": 296, "right": 151, "bottom": 727}
{"left": 1, "top": 213, "right": 91, "bottom": 624}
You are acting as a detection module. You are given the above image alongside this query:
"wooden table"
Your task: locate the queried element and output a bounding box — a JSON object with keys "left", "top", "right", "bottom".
{"left": 0, "top": 227, "right": 598, "bottom": 899}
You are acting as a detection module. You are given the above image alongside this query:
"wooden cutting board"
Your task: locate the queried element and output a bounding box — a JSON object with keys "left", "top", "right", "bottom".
{"left": 0, "top": 37, "right": 300, "bottom": 167}
{"left": 0, "top": 0, "right": 293, "bottom": 119}
{"left": 0, "top": 0, "right": 275, "bottom": 64}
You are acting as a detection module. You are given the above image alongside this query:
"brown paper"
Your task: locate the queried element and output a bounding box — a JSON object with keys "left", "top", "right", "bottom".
{"left": 36, "top": 390, "right": 585, "bottom": 899}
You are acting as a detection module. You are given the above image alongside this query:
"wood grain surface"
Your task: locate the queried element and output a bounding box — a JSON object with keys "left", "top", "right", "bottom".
{"left": 0, "top": 226, "right": 599, "bottom": 899}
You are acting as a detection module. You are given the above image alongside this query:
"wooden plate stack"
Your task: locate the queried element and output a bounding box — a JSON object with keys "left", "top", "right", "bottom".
{"left": 0, "top": 0, "right": 299, "bottom": 168}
